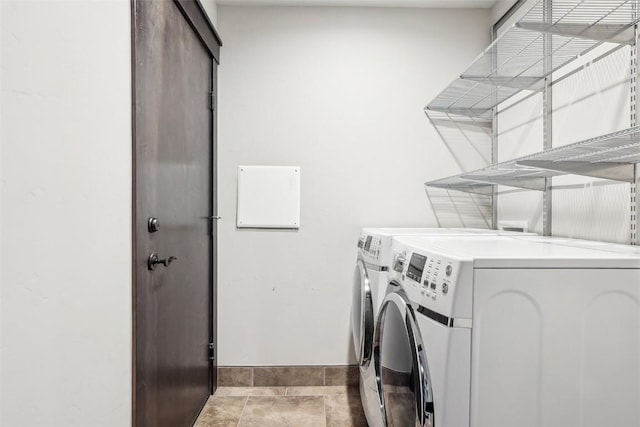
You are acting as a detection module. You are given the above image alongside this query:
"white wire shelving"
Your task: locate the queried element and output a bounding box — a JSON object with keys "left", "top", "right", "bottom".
{"left": 425, "top": 0, "right": 639, "bottom": 119}
{"left": 425, "top": 126, "right": 640, "bottom": 193}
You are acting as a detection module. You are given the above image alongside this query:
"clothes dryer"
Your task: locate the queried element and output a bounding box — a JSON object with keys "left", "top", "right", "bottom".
{"left": 351, "top": 228, "right": 534, "bottom": 427}
{"left": 375, "top": 236, "right": 640, "bottom": 427}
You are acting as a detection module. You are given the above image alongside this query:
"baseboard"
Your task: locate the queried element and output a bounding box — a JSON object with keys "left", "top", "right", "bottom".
{"left": 217, "top": 365, "right": 359, "bottom": 387}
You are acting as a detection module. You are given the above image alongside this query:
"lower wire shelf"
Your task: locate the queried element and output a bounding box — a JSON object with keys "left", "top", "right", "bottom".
{"left": 426, "top": 126, "right": 640, "bottom": 195}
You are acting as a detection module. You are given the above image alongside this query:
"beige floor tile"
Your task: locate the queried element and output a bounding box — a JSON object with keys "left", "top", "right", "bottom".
{"left": 325, "top": 394, "right": 368, "bottom": 427}
{"left": 194, "top": 395, "right": 248, "bottom": 427}
{"left": 215, "top": 386, "right": 286, "bottom": 397}
{"left": 286, "top": 385, "right": 358, "bottom": 396}
{"left": 238, "top": 395, "right": 325, "bottom": 427}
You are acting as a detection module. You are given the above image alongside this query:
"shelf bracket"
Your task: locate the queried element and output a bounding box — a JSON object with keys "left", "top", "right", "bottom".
{"left": 518, "top": 160, "right": 636, "bottom": 182}
{"left": 516, "top": 22, "right": 636, "bottom": 45}
{"left": 461, "top": 75, "right": 544, "bottom": 91}
{"left": 461, "top": 174, "right": 547, "bottom": 191}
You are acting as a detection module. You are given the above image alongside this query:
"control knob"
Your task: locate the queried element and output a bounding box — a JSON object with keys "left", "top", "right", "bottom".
{"left": 392, "top": 252, "right": 406, "bottom": 273}
{"left": 445, "top": 265, "right": 453, "bottom": 277}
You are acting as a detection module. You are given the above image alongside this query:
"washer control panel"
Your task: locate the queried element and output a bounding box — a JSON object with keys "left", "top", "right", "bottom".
{"left": 357, "top": 232, "right": 396, "bottom": 267}
{"left": 397, "top": 249, "right": 463, "bottom": 317}
{"left": 357, "top": 234, "right": 381, "bottom": 259}
{"left": 421, "top": 255, "right": 456, "bottom": 304}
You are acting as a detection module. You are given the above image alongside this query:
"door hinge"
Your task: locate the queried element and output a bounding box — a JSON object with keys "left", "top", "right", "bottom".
{"left": 208, "top": 215, "right": 220, "bottom": 237}
{"left": 209, "top": 91, "right": 216, "bottom": 111}
{"left": 208, "top": 342, "right": 215, "bottom": 361}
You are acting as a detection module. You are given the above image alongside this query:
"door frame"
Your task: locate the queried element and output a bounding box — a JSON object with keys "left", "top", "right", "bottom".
{"left": 130, "top": 0, "right": 222, "bottom": 423}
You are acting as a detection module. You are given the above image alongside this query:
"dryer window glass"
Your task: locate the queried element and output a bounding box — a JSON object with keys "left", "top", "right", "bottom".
{"left": 407, "top": 253, "right": 426, "bottom": 282}
{"left": 380, "top": 304, "right": 417, "bottom": 425}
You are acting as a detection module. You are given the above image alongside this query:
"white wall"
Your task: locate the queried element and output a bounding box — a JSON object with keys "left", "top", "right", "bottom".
{"left": 496, "top": 38, "right": 632, "bottom": 242}
{"left": 490, "top": 0, "right": 517, "bottom": 25}
{"left": 0, "top": 1, "right": 132, "bottom": 426}
{"left": 489, "top": 1, "right": 634, "bottom": 243}
{"left": 217, "top": 6, "right": 491, "bottom": 365}
{"left": 201, "top": 0, "right": 219, "bottom": 26}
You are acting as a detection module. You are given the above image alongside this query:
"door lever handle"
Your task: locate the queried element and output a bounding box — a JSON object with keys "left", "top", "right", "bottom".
{"left": 211, "top": 216, "right": 221, "bottom": 220}
{"left": 148, "top": 253, "right": 178, "bottom": 271}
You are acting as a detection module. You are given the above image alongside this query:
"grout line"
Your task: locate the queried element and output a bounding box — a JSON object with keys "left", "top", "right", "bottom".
{"left": 323, "top": 395, "right": 327, "bottom": 427}
{"left": 323, "top": 367, "right": 326, "bottom": 386}
{"left": 236, "top": 395, "right": 250, "bottom": 427}
{"left": 251, "top": 367, "right": 254, "bottom": 387}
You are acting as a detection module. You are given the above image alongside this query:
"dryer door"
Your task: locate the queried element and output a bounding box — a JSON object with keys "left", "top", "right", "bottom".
{"left": 374, "top": 291, "right": 434, "bottom": 427}
{"left": 351, "top": 259, "right": 374, "bottom": 366}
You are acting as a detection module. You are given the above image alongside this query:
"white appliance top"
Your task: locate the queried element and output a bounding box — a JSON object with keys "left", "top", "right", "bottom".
{"left": 512, "top": 235, "right": 640, "bottom": 256}
{"left": 361, "top": 227, "right": 532, "bottom": 236}
{"left": 358, "top": 227, "right": 534, "bottom": 267}
{"left": 395, "top": 235, "right": 640, "bottom": 269}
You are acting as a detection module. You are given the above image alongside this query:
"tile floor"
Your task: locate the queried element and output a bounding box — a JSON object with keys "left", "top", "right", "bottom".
{"left": 194, "top": 386, "right": 368, "bottom": 427}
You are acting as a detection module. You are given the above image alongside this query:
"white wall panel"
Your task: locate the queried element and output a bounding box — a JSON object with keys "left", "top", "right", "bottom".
{"left": 201, "top": 0, "right": 219, "bottom": 26}
{"left": 217, "top": 5, "right": 491, "bottom": 365}
{"left": 1, "top": 1, "right": 132, "bottom": 425}
{"left": 550, "top": 47, "right": 631, "bottom": 243}
{"left": 496, "top": 41, "right": 633, "bottom": 243}
{"left": 497, "top": 92, "right": 544, "bottom": 234}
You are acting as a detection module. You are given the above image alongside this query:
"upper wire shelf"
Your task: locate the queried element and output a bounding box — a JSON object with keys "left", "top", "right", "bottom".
{"left": 426, "top": 0, "right": 640, "bottom": 118}
{"left": 425, "top": 126, "right": 640, "bottom": 193}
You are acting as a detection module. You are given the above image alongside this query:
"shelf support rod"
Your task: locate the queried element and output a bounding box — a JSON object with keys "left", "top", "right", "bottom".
{"left": 490, "top": 18, "right": 499, "bottom": 230}
{"left": 631, "top": 19, "right": 639, "bottom": 245}
{"left": 542, "top": 0, "right": 553, "bottom": 237}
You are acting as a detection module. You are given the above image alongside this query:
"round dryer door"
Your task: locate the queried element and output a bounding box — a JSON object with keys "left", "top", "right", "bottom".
{"left": 374, "top": 291, "right": 434, "bottom": 427}
{"left": 351, "top": 259, "right": 374, "bottom": 366}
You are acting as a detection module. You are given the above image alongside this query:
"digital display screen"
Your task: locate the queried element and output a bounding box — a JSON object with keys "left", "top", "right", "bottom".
{"left": 364, "top": 236, "right": 373, "bottom": 251}
{"left": 407, "top": 253, "right": 427, "bottom": 282}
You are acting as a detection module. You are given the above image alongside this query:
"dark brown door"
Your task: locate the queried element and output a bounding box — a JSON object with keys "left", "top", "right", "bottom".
{"left": 133, "top": 1, "right": 221, "bottom": 426}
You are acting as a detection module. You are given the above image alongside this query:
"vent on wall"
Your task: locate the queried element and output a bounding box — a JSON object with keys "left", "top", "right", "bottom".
{"left": 497, "top": 220, "right": 529, "bottom": 233}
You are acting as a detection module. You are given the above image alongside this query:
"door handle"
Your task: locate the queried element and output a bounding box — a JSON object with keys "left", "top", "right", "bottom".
{"left": 148, "top": 253, "right": 177, "bottom": 271}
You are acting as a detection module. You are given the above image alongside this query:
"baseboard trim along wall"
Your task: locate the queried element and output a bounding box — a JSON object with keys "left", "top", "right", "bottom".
{"left": 218, "top": 366, "right": 359, "bottom": 387}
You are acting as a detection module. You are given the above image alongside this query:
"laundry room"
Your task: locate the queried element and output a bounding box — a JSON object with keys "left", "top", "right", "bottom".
{"left": 1, "top": 0, "right": 640, "bottom": 426}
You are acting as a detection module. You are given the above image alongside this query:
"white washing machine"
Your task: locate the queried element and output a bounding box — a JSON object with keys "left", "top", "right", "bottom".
{"left": 351, "top": 228, "right": 535, "bottom": 427}
{"left": 375, "top": 236, "right": 640, "bottom": 427}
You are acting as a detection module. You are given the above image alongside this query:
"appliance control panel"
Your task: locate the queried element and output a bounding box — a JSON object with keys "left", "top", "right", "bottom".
{"left": 394, "top": 246, "right": 471, "bottom": 318}
{"left": 357, "top": 232, "right": 392, "bottom": 266}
